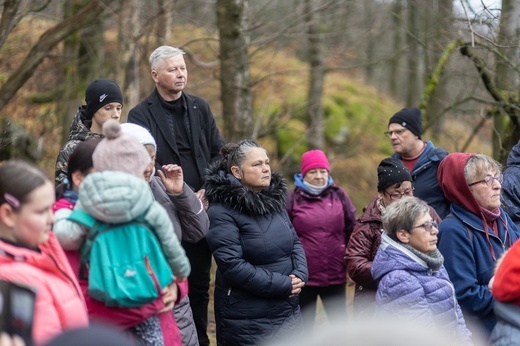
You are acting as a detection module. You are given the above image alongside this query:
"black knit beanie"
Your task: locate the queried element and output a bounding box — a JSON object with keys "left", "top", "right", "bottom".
{"left": 377, "top": 157, "right": 412, "bottom": 191}
{"left": 388, "top": 107, "right": 422, "bottom": 139}
{"left": 85, "top": 78, "right": 123, "bottom": 120}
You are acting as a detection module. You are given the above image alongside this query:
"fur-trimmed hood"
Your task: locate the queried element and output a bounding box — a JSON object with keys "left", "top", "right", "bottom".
{"left": 204, "top": 160, "right": 287, "bottom": 217}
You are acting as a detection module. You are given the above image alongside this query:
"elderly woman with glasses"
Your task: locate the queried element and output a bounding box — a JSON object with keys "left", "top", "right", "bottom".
{"left": 437, "top": 153, "right": 520, "bottom": 338}
{"left": 371, "top": 196, "right": 472, "bottom": 344}
{"left": 346, "top": 158, "right": 440, "bottom": 317}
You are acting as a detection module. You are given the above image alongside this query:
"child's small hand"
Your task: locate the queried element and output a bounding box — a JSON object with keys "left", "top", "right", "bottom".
{"left": 158, "top": 282, "right": 178, "bottom": 313}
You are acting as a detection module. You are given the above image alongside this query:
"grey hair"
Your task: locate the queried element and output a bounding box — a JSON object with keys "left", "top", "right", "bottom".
{"left": 383, "top": 196, "right": 430, "bottom": 241}
{"left": 464, "top": 154, "right": 502, "bottom": 184}
{"left": 220, "top": 139, "right": 267, "bottom": 172}
{"left": 149, "top": 45, "right": 186, "bottom": 70}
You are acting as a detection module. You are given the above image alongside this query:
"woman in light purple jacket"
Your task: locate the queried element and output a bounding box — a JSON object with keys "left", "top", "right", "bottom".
{"left": 371, "top": 196, "right": 472, "bottom": 345}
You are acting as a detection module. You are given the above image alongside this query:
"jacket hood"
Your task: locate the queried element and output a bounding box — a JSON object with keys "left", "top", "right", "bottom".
{"left": 77, "top": 171, "right": 153, "bottom": 223}
{"left": 507, "top": 140, "right": 520, "bottom": 167}
{"left": 68, "top": 107, "right": 93, "bottom": 141}
{"left": 204, "top": 160, "right": 287, "bottom": 217}
{"left": 438, "top": 153, "right": 482, "bottom": 216}
{"left": 371, "top": 233, "right": 429, "bottom": 281}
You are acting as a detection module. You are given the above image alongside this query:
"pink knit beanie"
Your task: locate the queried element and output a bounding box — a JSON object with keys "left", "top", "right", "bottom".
{"left": 300, "top": 149, "right": 330, "bottom": 177}
{"left": 93, "top": 119, "right": 151, "bottom": 178}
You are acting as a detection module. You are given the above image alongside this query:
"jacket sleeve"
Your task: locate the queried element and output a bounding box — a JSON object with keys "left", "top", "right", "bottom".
{"left": 284, "top": 212, "right": 308, "bottom": 282}
{"left": 202, "top": 102, "right": 226, "bottom": 164}
{"left": 206, "top": 207, "right": 293, "bottom": 298}
{"left": 438, "top": 218, "right": 494, "bottom": 318}
{"left": 501, "top": 175, "right": 520, "bottom": 228}
{"left": 345, "top": 222, "right": 379, "bottom": 290}
{"left": 146, "top": 202, "right": 191, "bottom": 279}
{"left": 338, "top": 188, "right": 357, "bottom": 244}
{"left": 169, "top": 182, "right": 209, "bottom": 243}
{"left": 55, "top": 142, "right": 75, "bottom": 186}
{"left": 53, "top": 207, "right": 87, "bottom": 250}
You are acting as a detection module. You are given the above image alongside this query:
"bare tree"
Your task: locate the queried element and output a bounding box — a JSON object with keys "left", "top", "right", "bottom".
{"left": 304, "top": 0, "right": 325, "bottom": 150}
{"left": 216, "top": 0, "right": 253, "bottom": 141}
{"left": 0, "top": 0, "right": 116, "bottom": 112}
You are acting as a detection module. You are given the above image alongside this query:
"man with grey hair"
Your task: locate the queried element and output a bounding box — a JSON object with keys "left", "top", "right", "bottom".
{"left": 128, "top": 45, "right": 225, "bottom": 346}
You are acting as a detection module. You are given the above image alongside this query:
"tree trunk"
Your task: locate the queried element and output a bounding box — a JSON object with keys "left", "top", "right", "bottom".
{"left": 59, "top": 0, "right": 82, "bottom": 144}
{"left": 118, "top": 0, "right": 140, "bottom": 118}
{"left": 304, "top": 0, "right": 325, "bottom": 150}
{"left": 405, "top": 0, "right": 420, "bottom": 106}
{"left": 217, "top": 0, "right": 253, "bottom": 142}
{"left": 424, "top": 0, "right": 453, "bottom": 140}
{"left": 389, "top": 0, "right": 403, "bottom": 99}
{"left": 494, "top": 0, "right": 520, "bottom": 162}
{"left": 156, "top": 0, "right": 176, "bottom": 46}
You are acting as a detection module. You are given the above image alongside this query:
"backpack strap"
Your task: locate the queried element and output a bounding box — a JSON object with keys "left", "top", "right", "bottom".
{"left": 68, "top": 209, "right": 98, "bottom": 229}
{"left": 68, "top": 209, "right": 101, "bottom": 280}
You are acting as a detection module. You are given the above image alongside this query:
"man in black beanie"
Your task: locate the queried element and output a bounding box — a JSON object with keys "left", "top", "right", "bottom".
{"left": 385, "top": 107, "right": 450, "bottom": 218}
{"left": 55, "top": 78, "right": 123, "bottom": 186}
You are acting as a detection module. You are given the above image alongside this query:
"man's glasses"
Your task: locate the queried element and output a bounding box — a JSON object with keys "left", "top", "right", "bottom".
{"left": 468, "top": 174, "right": 503, "bottom": 187}
{"left": 412, "top": 220, "right": 438, "bottom": 233}
{"left": 384, "top": 129, "right": 407, "bottom": 138}
{"left": 384, "top": 188, "right": 414, "bottom": 200}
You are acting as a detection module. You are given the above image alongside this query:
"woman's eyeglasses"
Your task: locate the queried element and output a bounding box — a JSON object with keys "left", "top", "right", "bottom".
{"left": 468, "top": 174, "right": 503, "bottom": 187}
{"left": 412, "top": 220, "right": 438, "bottom": 233}
{"left": 384, "top": 188, "right": 414, "bottom": 200}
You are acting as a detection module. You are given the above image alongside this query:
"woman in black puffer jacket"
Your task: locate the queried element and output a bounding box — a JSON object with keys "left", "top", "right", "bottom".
{"left": 204, "top": 139, "right": 308, "bottom": 346}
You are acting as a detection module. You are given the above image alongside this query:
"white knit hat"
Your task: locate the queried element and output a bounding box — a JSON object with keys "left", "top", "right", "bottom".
{"left": 93, "top": 119, "right": 151, "bottom": 177}
{"left": 120, "top": 123, "right": 157, "bottom": 151}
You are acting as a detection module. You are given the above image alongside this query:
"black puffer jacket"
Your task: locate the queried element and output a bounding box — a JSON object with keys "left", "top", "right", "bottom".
{"left": 204, "top": 161, "right": 308, "bottom": 346}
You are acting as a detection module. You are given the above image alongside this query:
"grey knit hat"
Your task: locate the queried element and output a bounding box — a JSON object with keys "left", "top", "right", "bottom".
{"left": 93, "top": 119, "right": 151, "bottom": 177}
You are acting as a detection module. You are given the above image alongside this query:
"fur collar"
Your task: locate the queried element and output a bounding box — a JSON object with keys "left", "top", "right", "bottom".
{"left": 204, "top": 161, "right": 287, "bottom": 217}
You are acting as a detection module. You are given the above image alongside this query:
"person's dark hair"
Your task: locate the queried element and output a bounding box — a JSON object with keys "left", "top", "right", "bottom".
{"left": 0, "top": 160, "right": 50, "bottom": 211}
{"left": 56, "top": 138, "right": 101, "bottom": 199}
{"left": 382, "top": 196, "right": 430, "bottom": 241}
{"left": 66, "top": 138, "right": 101, "bottom": 184}
{"left": 220, "top": 139, "right": 266, "bottom": 172}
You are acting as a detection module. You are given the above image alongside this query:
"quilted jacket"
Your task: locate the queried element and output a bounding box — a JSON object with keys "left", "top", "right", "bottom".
{"left": 372, "top": 233, "right": 472, "bottom": 344}
{"left": 205, "top": 161, "right": 308, "bottom": 346}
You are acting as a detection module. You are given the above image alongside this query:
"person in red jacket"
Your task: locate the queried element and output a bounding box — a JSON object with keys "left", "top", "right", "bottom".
{"left": 0, "top": 160, "right": 88, "bottom": 345}
{"left": 287, "top": 149, "right": 357, "bottom": 331}
{"left": 345, "top": 157, "right": 440, "bottom": 317}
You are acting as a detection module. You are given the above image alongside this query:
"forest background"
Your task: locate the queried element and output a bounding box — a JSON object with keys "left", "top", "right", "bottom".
{"left": 0, "top": 0, "right": 518, "bottom": 213}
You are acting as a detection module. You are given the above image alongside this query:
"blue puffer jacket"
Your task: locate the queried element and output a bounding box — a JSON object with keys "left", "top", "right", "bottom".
{"left": 438, "top": 204, "right": 520, "bottom": 335}
{"left": 204, "top": 162, "right": 308, "bottom": 346}
{"left": 392, "top": 140, "right": 450, "bottom": 219}
{"left": 501, "top": 140, "right": 520, "bottom": 229}
{"left": 372, "top": 233, "right": 472, "bottom": 344}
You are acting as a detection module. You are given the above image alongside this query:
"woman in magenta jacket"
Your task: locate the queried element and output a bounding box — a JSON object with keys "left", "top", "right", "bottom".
{"left": 0, "top": 160, "right": 89, "bottom": 346}
{"left": 287, "top": 150, "right": 357, "bottom": 330}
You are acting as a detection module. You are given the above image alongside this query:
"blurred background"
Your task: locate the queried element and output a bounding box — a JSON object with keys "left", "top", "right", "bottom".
{"left": 0, "top": 0, "right": 516, "bottom": 212}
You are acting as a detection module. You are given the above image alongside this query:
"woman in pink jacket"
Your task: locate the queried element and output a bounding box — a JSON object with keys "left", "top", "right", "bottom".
{"left": 0, "top": 160, "right": 88, "bottom": 346}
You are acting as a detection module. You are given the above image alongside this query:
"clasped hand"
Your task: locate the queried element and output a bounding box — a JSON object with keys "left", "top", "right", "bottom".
{"left": 289, "top": 274, "right": 305, "bottom": 297}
